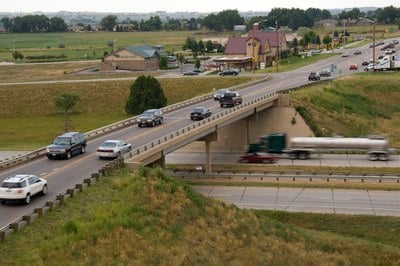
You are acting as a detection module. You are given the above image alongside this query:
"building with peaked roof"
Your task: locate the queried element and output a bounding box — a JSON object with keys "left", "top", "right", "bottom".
{"left": 216, "top": 24, "right": 288, "bottom": 70}
{"left": 100, "top": 45, "right": 160, "bottom": 72}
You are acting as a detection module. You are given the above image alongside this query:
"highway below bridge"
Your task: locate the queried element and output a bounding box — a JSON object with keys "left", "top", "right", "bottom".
{"left": 1, "top": 41, "right": 398, "bottom": 230}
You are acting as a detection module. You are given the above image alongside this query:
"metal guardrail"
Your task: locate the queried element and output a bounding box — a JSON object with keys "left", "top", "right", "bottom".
{"left": 166, "top": 169, "right": 400, "bottom": 183}
{"left": 0, "top": 76, "right": 271, "bottom": 171}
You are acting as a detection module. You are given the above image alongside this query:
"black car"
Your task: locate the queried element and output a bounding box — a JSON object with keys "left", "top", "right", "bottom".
{"left": 46, "top": 132, "right": 87, "bottom": 159}
{"left": 361, "top": 61, "right": 369, "bottom": 66}
{"left": 190, "top": 107, "right": 212, "bottom": 121}
{"left": 183, "top": 71, "right": 199, "bottom": 76}
{"left": 308, "top": 72, "right": 320, "bottom": 81}
{"left": 219, "top": 69, "right": 239, "bottom": 76}
{"left": 137, "top": 109, "right": 164, "bottom": 127}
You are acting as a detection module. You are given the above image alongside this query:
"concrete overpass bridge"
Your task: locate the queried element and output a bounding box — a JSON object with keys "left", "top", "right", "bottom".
{"left": 125, "top": 91, "right": 312, "bottom": 173}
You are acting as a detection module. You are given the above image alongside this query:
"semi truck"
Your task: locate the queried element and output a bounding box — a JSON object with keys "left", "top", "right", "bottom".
{"left": 247, "top": 133, "right": 391, "bottom": 161}
{"left": 373, "top": 55, "right": 400, "bottom": 71}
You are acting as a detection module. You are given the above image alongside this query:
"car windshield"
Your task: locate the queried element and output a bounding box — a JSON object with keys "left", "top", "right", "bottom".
{"left": 217, "top": 89, "right": 229, "bottom": 94}
{"left": 142, "top": 111, "right": 155, "bottom": 116}
{"left": 193, "top": 107, "right": 204, "bottom": 113}
{"left": 53, "top": 137, "right": 71, "bottom": 145}
{"left": 101, "top": 142, "right": 117, "bottom": 148}
{"left": 1, "top": 182, "right": 22, "bottom": 188}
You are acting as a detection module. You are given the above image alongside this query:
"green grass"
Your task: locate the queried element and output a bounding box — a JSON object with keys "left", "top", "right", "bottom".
{"left": 290, "top": 73, "right": 400, "bottom": 146}
{"left": 0, "top": 77, "right": 253, "bottom": 150}
{"left": 0, "top": 31, "right": 225, "bottom": 62}
{"left": 1, "top": 167, "right": 400, "bottom": 265}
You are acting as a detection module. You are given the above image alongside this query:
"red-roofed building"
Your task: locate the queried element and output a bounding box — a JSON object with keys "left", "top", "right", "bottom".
{"left": 216, "top": 24, "right": 288, "bottom": 70}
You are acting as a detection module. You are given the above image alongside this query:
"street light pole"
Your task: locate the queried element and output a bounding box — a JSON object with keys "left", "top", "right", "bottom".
{"left": 372, "top": 20, "right": 376, "bottom": 71}
{"left": 252, "top": 23, "right": 257, "bottom": 73}
{"left": 275, "top": 20, "right": 279, "bottom": 73}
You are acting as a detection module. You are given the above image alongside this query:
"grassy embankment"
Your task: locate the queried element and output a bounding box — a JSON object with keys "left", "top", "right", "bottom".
{"left": 0, "top": 76, "right": 253, "bottom": 150}
{"left": 1, "top": 167, "right": 400, "bottom": 264}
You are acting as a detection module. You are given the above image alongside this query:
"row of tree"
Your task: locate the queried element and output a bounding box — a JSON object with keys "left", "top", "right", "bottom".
{"left": 1, "top": 15, "right": 67, "bottom": 33}
{"left": 2, "top": 6, "right": 399, "bottom": 33}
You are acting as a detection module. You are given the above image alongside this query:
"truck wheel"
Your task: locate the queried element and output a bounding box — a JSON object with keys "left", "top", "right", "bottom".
{"left": 159, "top": 118, "right": 163, "bottom": 124}
{"left": 151, "top": 121, "right": 155, "bottom": 127}
{"left": 299, "top": 152, "right": 308, "bottom": 160}
{"left": 66, "top": 151, "right": 72, "bottom": 159}
{"left": 369, "top": 154, "right": 378, "bottom": 161}
{"left": 80, "top": 145, "right": 86, "bottom": 154}
{"left": 378, "top": 154, "right": 388, "bottom": 161}
{"left": 220, "top": 104, "right": 224, "bottom": 107}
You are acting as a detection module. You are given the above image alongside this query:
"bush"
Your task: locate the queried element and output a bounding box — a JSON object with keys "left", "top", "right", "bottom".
{"left": 58, "top": 42, "right": 66, "bottom": 48}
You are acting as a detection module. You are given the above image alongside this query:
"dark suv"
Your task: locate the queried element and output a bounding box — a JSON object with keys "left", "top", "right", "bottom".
{"left": 137, "top": 109, "right": 164, "bottom": 127}
{"left": 308, "top": 72, "right": 320, "bottom": 81}
{"left": 46, "top": 132, "right": 87, "bottom": 159}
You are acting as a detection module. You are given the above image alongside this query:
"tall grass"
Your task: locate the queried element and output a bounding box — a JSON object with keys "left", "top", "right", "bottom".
{"left": 1, "top": 167, "right": 400, "bottom": 265}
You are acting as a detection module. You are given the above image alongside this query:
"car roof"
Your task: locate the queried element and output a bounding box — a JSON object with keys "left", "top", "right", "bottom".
{"left": 101, "top": 140, "right": 123, "bottom": 144}
{"left": 3, "top": 174, "right": 33, "bottom": 182}
{"left": 59, "top": 132, "right": 82, "bottom": 137}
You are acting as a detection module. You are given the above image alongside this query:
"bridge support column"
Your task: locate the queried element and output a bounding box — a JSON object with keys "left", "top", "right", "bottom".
{"left": 205, "top": 140, "right": 211, "bottom": 174}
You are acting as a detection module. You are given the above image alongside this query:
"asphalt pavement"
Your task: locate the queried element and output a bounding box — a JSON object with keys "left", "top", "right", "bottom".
{"left": 194, "top": 185, "right": 400, "bottom": 216}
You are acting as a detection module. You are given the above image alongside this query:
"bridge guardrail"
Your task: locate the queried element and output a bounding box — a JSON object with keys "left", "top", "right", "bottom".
{"left": 123, "top": 91, "right": 279, "bottom": 163}
{"left": 0, "top": 76, "right": 270, "bottom": 171}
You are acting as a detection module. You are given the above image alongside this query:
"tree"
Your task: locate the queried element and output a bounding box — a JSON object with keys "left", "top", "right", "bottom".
{"left": 198, "top": 40, "right": 205, "bottom": 55}
{"left": 53, "top": 92, "right": 80, "bottom": 132}
{"left": 1, "top": 17, "right": 12, "bottom": 32}
{"left": 322, "top": 35, "right": 332, "bottom": 45}
{"left": 195, "top": 59, "right": 201, "bottom": 69}
{"left": 125, "top": 75, "right": 167, "bottom": 115}
{"left": 100, "top": 15, "right": 118, "bottom": 31}
{"left": 159, "top": 55, "right": 168, "bottom": 70}
{"left": 206, "top": 40, "right": 214, "bottom": 52}
{"left": 12, "top": 51, "right": 24, "bottom": 61}
{"left": 177, "top": 53, "right": 185, "bottom": 73}
{"left": 50, "top": 17, "right": 67, "bottom": 32}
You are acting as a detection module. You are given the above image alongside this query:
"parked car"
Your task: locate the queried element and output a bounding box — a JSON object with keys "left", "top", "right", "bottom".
{"left": 319, "top": 69, "right": 331, "bottom": 77}
{"left": 0, "top": 174, "right": 47, "bottom": 205}
{"left": 96, "top": 140, "right": 132, "bottom": 159}
{"left": 349, "top": 64, "right": 358, "bottom": 70}
{"left": 308, "top": 72, "right": 320, "bottom": 81}
{"left": 213, "top": 88, "right": 231, "bottom": 100}
{"left": 354, "top": 49, "right": 362, "bottom": 55}
{"left": 361, "top": 61, "right": 369, "bottom": 66}
{"left": 183, "top": 71, "right": 199, "bottom": 76}
{"left": 219, "top": 92, "right": 243, "bottom": 107}
{"left": 137, "top": 109, "right": 164, "bottom": 127}
{"left": 46, "top": 132, "right": 86, "bottom": 159}
{"left": 190, "top": 107, "right": 212, "bottom": 121}
{"left": 341, "top": 52, "right": 350, "bottom": 57}
{"left": 218, "top": 69, "right": 239, "bottom": 76}
{"left": 238, "top": 153, "right": 276, "bottom": 164}
{"left": 192, "top": 68, "right": 204, "bottom": 73}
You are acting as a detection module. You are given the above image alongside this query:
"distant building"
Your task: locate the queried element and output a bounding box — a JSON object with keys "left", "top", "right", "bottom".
{"left": 216, "top": 24, "right": 288, "bottom": 70}
{"left": 100, "top": 45, "right": 160, "bottom": 72}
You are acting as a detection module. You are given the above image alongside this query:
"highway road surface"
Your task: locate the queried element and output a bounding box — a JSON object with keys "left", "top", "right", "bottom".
{"left": 194, "top": 185, "right": 400, "bottom": 216}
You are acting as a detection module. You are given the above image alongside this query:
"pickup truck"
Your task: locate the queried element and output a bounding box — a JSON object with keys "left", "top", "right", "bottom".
{"left": 219, "top": 92, "right": 242, "bottom": 107}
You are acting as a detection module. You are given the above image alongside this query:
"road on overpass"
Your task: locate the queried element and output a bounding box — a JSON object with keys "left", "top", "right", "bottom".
{"left": 194, "top": 185, "right": 400, "bottom": 216}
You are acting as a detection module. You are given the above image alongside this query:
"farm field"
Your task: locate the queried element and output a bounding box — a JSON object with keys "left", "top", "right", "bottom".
{"left": 0, "top": 31, "right": 225, "bottom": 62}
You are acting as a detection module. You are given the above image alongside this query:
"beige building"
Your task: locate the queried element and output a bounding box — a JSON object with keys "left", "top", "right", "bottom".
{"left": 100, "top": 45, "right": 160, "bottom": 72}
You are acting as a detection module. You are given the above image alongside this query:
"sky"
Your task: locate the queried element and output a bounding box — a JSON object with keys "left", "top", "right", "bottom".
{"left": 2, "top": 0, "right": 399, "bottom": 13}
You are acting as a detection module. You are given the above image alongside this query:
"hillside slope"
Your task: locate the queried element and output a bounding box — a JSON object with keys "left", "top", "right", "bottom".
{"left": 291, "top": 73, "right": 400, "bottom": 147}
{"left": 1, "top": 167, "right": 400, "bottom": 265}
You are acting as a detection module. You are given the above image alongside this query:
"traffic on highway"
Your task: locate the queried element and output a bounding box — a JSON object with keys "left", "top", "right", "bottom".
{"left": 0, "top": 39, "right": 399, "bottom": 229}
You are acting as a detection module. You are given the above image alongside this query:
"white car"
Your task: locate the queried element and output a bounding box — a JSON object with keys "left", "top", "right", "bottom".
{"left": 96, "top": 140, "right": 132, "bottom": 159}
{"left": 0, "top": 174, "right": 47, "bottom": 205}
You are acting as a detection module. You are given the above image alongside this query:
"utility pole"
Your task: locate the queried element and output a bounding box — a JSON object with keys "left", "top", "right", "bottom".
{"left": 113, "top": 39, "right": 117, "bottom": 52}
{"left": 275, "top": 20, "right": 279, "bottom": 73}
{"left": 331, "top": 21, "right": 335, "bottom": 53}
{"left": 252, "top": 23, "right": 257, "bottom": 73}
{"left": 372, "top": 20, "right": 376, "bottom": 71}
{"left": 12, "top": 40, "right": 15, "bottom": 63}
{"left": 343, "top": 20, "right": 346, "bottom": 48}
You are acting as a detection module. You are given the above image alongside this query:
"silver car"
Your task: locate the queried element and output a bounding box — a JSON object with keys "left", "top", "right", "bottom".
{"left": 96, "top": 140, "right": 132, "bottom": 159}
